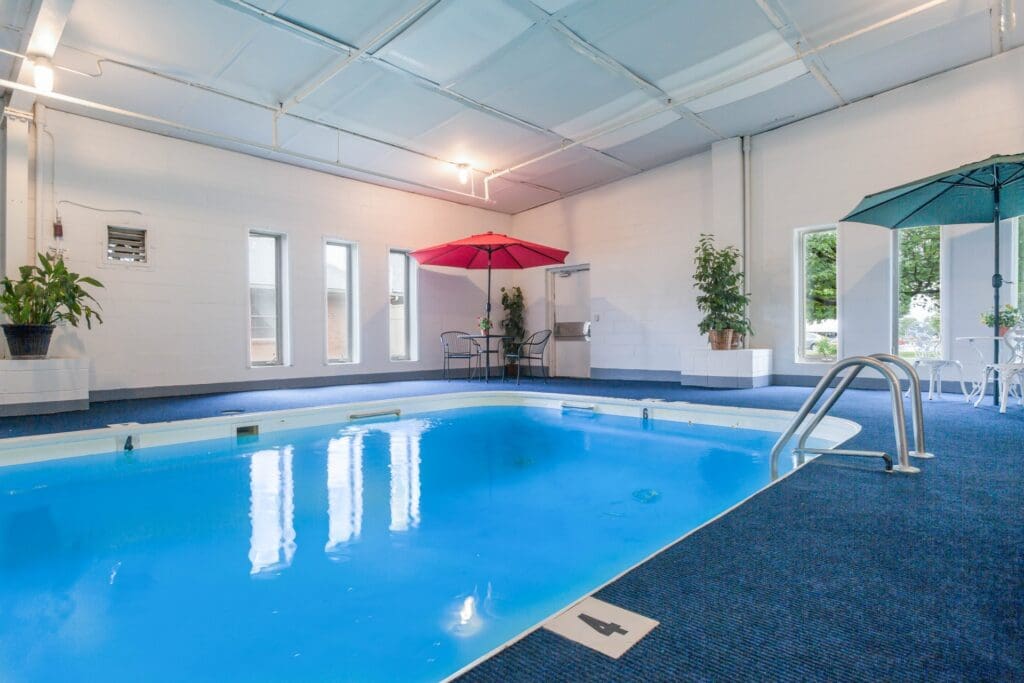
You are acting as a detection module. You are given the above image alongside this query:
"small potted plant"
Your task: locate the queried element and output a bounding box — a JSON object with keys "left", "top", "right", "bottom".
{"left": 500, "top": 286, "right": 526, "bottom": 375}
{"left": 476, "top": 315, "right": 492, "bottom": 336}
{"left": 0, "top": 253, "right": 103, "bottom": 358}
{"left": 693, "top": 234, "right": 751, "bottom": 350}
{"left": 981, "top": 304, "right": 1021, "bottom": 336}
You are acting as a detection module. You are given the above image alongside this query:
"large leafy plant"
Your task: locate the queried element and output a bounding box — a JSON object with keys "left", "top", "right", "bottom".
{"left": 693, "top": 234, "right": 751, "bottom": 335}
{"left": 0, "top": 253, "right": 104, "bottom": 328}
{"left": 500, "top": 285, "right": 526, "bottom": 354}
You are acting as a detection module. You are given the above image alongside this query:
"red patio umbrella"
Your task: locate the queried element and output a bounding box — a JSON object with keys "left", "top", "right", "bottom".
{"left": 410, "top": 231, "right": 569, "bottom": 320}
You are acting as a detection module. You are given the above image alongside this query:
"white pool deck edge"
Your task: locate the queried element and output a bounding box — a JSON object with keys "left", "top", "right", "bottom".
{"left": 0, "top": 390, "right": 861, "bottom": 467}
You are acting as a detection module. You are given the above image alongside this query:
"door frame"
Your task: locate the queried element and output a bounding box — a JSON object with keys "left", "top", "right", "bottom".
{"left": 546, "top": 263, "right": 591, "bottom": 378}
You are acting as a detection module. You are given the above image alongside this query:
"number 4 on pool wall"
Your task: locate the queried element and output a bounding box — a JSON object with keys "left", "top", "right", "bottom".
{"left": 578, "top": 613, "right": 628, "bottom": 637}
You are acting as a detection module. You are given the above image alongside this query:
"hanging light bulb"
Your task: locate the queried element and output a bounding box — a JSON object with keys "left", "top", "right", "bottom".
{"left": 32, "top": 56, "right": 54, "bottom": 93}
{"left": 457, "top": 163, "right": 469, "bottom": 185}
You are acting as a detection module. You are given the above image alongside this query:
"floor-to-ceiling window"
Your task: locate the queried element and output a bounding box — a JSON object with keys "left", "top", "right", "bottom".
{"left": 796, "top": 227, "right": 838, "bottom": 362}
{"left": 895, "top": 226, "right": 941, "bottom": 359}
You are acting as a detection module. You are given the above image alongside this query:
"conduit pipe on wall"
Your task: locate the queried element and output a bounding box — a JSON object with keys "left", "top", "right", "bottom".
{"left": 742, "top": 135, "right": 752, "bottom": 349}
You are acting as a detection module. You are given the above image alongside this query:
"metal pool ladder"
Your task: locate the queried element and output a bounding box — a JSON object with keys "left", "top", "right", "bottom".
{"left": 769, "top": 353, "right": 933, "bottom": 480}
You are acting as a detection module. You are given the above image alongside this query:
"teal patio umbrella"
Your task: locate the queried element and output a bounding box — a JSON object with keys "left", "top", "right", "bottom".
{"left": 841, "top": 153, "right": 1024, "bottom": 401}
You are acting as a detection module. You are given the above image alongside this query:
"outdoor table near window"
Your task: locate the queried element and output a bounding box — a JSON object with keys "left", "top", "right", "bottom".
{"left": 459, "top": 333, "right": 510, "bottom": 383}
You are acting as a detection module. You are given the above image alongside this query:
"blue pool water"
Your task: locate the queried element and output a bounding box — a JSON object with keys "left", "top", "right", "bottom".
{"left": 0, "top": 406, "right": 796, "bottom": 682}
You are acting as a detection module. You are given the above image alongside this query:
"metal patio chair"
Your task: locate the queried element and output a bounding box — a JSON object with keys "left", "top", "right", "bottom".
{"left": 440, "top": 331, "right": 481, "bottom": 380}
{"left": 503, "top": 329, "right": 551, "bottom": 384}
{"left": 973, "top": 326, "right": 1024, "bottom": 414}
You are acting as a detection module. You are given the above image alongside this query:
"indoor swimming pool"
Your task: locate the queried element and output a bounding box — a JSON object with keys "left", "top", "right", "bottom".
{"left": 0, "top": 397, "right": 856, "bottom": 681}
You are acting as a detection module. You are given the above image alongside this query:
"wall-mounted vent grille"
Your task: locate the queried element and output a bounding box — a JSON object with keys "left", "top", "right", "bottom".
{"left": 107, "top": 226, "right": 147, "bottom": 263}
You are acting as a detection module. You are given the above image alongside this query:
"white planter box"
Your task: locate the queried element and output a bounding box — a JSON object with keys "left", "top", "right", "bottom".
{"left": 681, "top": 348, "right": 772, "bottom": 388}
{"left": 0, "top": 357, "right": 90, "bottom": 415}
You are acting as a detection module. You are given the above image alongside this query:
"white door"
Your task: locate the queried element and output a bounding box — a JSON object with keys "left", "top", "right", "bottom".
{"left": 550, "top": 267, "right": 591, "bottom": 378}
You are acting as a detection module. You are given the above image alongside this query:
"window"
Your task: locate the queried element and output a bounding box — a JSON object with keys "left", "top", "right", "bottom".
{"left": 325, "top": 241, "right": 355, "bottom": 363}
{"left": 249, "top": 232, "right": 284, "bottom": 366}
{"left": 895, "top": 226, "right": 941, "bottom": 359}
{"left": 107, "top": 226, "right": 147, "bottom": 263}
{"left": 1016, "top": 217, "right": 1023, "bottom": 311}
{"left": 797, "top": 228, "right": 838, "bottom": 362}
{"left": 389, "top": 249, "right": 414, "bottom": 361}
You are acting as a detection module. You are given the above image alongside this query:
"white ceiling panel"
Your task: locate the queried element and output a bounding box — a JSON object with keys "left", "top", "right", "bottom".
{"left": 248, "top": 0, "right": 428, "bottom": 47}
{"left": 452, "top": 26, "right": 642, "bottom": 130}
{"left": 509, "top": 146, "right": 632, "bottom": 194}
{"left": 275, "top": 117, "right": 338, "bottom": 162}
{"left": 486, "top": 176, "right": 563, "bottom": 214}
{"left": 779, "top": 0, "right": 988, "bottom": 48}
{"left": 601, "top": 117, "right": 719, "bottom": 170}
{"left": 562, "top": 0, "right": 778, "bottom": 84}
{"left": 293, "top": 60, "right": 465, "bottom": 143}
{"left": 699, "top": 73, "right": 835, "bottom": 137}
{"left": 213, "top": 26, "right": 338, "bottom": 105}
{"left": 377, "top": 0, "right": 533, "bottom": 85}
{"left": 820, "top": 11, "right": 993, "bottom": 102}
{"left": 61, "top": 0, "right": 260, "bottom": 79}
{"left": 0, "top": 26, "right": 22, "bottom": 81}
{"left": 414, "top": 109, "right": 559, "bottom": 171}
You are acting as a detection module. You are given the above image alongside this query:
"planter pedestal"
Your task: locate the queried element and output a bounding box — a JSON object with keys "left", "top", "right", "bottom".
{"left": 0, "top": 358, "right": 90, "bottom": 416}
{"left": 681, "top": 348, "right": 772, "bottom": 388}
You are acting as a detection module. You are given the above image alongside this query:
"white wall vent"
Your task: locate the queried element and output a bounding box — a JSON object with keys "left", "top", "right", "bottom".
{"left": 107, "top": 226, "right": 147, "bottom": 263}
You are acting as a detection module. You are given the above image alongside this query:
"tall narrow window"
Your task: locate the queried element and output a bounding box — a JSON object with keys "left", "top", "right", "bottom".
{"left": 249, "top": 232, "right": 283, "bottom": 366}
{"left": 389, "top": 249, "right": 413, "bottom": 361}
{"left": 1016, "top": 217, "right": 1023, "bottom": 311}
{"left": 896, "top": 226, "right": 941, "bottom": 359}
{"left": 797, "top": 228, "right": 838, "bottom": 362}
{"left": 325, "top": 241, "right": 355, "bottom": 363}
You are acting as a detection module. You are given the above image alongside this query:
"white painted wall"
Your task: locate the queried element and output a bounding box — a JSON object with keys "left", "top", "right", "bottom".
{"left": 511, "top": 153, "right": 712, "bottom": 379}
{"left": 512, "top": 47, "right": 1024, "bottom": 383}
{"left": 26, "top": 110, "right": 510, "bottom": 393}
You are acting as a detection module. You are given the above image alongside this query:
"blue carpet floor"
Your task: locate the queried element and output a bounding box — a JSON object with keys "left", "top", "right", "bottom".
{"left": 3, "top": 378, "right": 1022, "bottom": 681}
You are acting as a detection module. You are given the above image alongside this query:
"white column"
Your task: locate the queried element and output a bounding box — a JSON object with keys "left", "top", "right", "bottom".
{"left": 2, "top": 114, "right": 31, "bottom": 278}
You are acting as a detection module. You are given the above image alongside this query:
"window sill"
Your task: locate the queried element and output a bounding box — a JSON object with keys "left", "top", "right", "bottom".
{"left": 325, "top": 360, "right": 358, "bottom": 366}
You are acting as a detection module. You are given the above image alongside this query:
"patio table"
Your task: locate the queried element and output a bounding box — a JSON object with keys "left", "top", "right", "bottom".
{"left": 459, "top": 333, "right": 510, "bottom": 383}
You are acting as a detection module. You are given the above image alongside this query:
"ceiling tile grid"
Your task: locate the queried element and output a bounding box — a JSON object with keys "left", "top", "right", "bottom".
{"left": 6, "top": 0, "right": 1016, "bottom": 213}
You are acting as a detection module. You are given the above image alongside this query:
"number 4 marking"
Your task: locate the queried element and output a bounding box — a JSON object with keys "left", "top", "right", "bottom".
{"left": 578, "top": 613, "right": 628, "bottom": 637}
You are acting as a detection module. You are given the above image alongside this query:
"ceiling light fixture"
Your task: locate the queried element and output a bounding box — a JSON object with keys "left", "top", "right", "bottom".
{"left": 32, "top": 56, "right": 54, "bottom": 93}
{"left": 456, "top": 163, "right": 469, "bottom": 185}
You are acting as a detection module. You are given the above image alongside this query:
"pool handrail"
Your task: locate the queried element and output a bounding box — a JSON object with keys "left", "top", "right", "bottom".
{"left": 795, "top": 352, "right": 932, "bottom": 459}
{"left": 769, "top": 355, "right": 918, "bottom": 479}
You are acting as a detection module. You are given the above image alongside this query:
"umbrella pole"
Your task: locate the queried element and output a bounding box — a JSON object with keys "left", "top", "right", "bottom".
{"left": 992, "top": 184, "right": 1002, "bottom": 406}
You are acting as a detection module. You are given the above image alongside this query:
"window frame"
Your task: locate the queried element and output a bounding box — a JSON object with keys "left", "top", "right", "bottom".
{"left": 247, "top": 230, "right": 287, "bottom": 368}
{"left": 323, "top": 237, "right": 358, "bottom": 365}
{"left": 794, "top": 225, "right": 840, "bottom": 364}
{"left": 388, "top": 248, "right": 417, "bottom": 362}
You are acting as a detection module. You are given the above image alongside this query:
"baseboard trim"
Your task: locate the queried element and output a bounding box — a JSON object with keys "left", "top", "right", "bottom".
{"left": 90, "top": 369, "right": 449, "bottom": 402}
{"left": 0, "top": 399, "right": 90, "bottom": 417}
{"left": 590, "top": 368, "right": 681, "bottom": 382}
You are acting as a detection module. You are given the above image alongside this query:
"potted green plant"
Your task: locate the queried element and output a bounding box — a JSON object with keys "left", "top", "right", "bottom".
{"left": 693, "top": 234, "right": 751, "bottom": 350}
{"left": 0, "top": 253, "right": 103, "bottom": 358}
{"left": 476, "top": 315, "right": 492, "bottom": 336}
{"left": 500, "top": 286, "right": 526, "bottom": 374}
{"left": 981, "top": 304, "right": 1021, "bottom": 336}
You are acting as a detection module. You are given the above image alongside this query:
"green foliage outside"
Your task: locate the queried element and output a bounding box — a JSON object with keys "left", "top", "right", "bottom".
{"left": 0, "top": 253, "right": 104, "bottom": 328}
{"left": 897, "top": 226, "right": 941, "bottom": 317}
{"left": 693, "top": 234, "right": 751, "bottom": 335}
{"left": 803, "top": 231, "right": 836, "bottom": 323}
{"left": 500, "top": 285, "right": 526, "bottom": 355}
